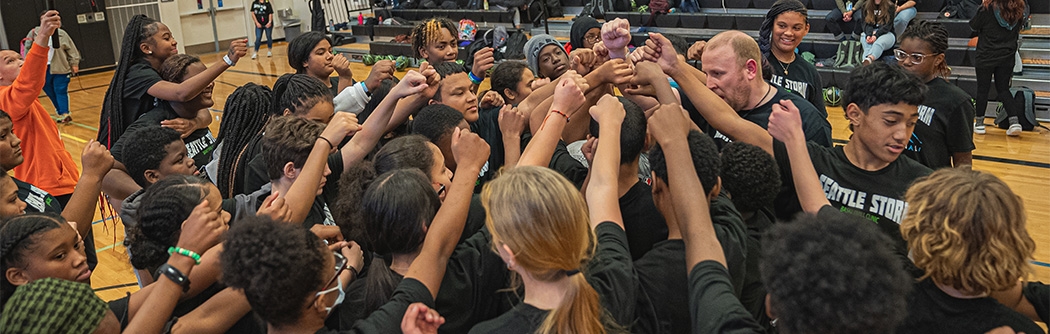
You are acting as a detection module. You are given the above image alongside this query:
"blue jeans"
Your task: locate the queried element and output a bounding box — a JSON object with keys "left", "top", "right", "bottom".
{"left": 255, "top": 26, "right": 273, "bottom": 51}
{"left": 861, "top": 32, "right": 895, "bottom": 61}
{"left": 893, "top": 7, "right": 916, "bottom": 36}
{"left": 43, "top": 65, "right": 71, "bottom": 115}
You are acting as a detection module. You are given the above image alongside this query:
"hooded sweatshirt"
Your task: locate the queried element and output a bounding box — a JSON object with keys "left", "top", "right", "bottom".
{"left": 970, "top": 3, "right": 1027, "bottom": 65}
{"left": 568, "top": 17, "right": 602, "bottom": 53}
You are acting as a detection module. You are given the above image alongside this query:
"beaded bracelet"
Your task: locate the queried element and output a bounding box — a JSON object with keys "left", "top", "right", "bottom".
{"left": 168, "top": 246, "right": 202, "bottom": 265}
{"left": 468, "top": 71, "right": 483, "bottom": 85}
{"left": 550, "top": 109, "right": 570, "bottom": 123}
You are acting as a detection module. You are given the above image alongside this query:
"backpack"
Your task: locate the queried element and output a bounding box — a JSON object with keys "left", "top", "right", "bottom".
{"left": 939, "top": 0, "right": 979, "bottom": 19}
{"left": 995, "top": 87, "right": 1045, "bottom": 131}
{"left": 503, "top": 30, "right": 528, "bottom": 60}
{"left": 833, "top": 40, "right": 863, "bottom": 68}
{"left": 643, "top": 0, "right": 671, "bottom": 26}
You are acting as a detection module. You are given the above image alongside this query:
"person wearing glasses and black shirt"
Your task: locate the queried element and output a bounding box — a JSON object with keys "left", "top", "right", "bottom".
{"left": 895, "top": 20, "right": 974, "bottom": 169}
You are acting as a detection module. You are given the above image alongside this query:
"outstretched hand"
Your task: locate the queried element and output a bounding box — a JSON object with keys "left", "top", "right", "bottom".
{"left": 648, "top": 103, "right": 691, "bottom": 146}
{"left": 34, "top": 11, "right": 61, "bottom": 48}
{"left": 320, "top": 112, "right": 362, "bottom": 149}
{"left": 177, "top": 200, "right": 228, "bottom": 255}
{"left": 391, "top": 70, "right": 431, "bottom": 99}
{"left": 81, "top": 140, "right": 115, "bottom": 178}
{"left": 401, "top": 303, "right": 445, "bottom": 334}
{"left": 589, "top": 94, "right": 626, "bottom": 126}
{"left": 450, "top": 127, "right": 490, "bottom": 172}
{"left": 601, "top": 18, "right": 632, "bottom": 58}
{"left": 592, "top": 58, "right": 634, "bottom": 86}
{"left": 643, "top": 33, "right": 681, "bottom": 74}
{"left": 365, "top": 60, "right": 396, "bottom": 92}
{"left": 767, "top": 99, "right": 804, "bottom": 144}
{"left": 227, "top": 39, "right": 249, "bottom": 64}
{"left": 552, "top": 73, "right": 586, "bottom": 118}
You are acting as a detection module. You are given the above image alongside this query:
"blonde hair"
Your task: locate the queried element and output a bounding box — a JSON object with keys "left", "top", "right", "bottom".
{"left": 900, "top": 168, "right": 1035, "bottom": 295}
{"left": 481, "top": 166, "right": 605, "bottom": 334}
{"left": 706, "top": 30, "right": 764, "bottom": 79}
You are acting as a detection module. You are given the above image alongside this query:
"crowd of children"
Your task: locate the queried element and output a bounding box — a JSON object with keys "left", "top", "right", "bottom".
{"left": 0, "top": 4, "right": 1046, "bottom": 333}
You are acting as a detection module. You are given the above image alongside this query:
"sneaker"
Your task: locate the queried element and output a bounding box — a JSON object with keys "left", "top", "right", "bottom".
{"left": 974, "top": 123, "right": 986, "bottom": 134}
{"left": 862, "top": 56, "right": 873, "bottom": 66}
{"left": 267, "top": 51, "right": 272, "bottom": 57}
{"left": 1006, "top": 123, "right": 1022, "bottom": 136}
{"left": 251, "top": 53, "right": 258, "bottom": 59}
{"left": 56, "top": 115, "right": 72, "bottom": 124}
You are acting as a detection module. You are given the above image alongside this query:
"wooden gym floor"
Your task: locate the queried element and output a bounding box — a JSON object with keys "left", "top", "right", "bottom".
{"left": 41, "top": 42, "right": 1049, "bottom": 303}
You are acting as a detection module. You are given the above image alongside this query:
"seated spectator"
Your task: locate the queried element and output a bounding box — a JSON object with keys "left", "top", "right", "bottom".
{"left": 859, "top": 0, "right": 897, "bottom": 65}
{"left": 827, "top": 0, "right": 862, "bottom": 41}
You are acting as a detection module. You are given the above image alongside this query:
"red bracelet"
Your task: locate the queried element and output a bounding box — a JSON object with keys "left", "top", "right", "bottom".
{"left": 550, "top": 109, "right": 569, "bottom": 122}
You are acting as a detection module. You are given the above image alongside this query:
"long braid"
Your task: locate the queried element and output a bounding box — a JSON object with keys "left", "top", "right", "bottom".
{"left": 900, "top": 20, "right": 952, "bottom": 78}
{"left": 98, "top": 15, "right": 160, "bottom": 147}
{"left": 216, "top": 83, "right": 274, "bottom": 198}
{"left": 158, "top": 54, "right": 202, "bottom": 83}
{"left": 759, "top": 0, "right": 808, "bottom": 58}
{"left": 0, "top": 213, "right": 64, "bottom": 306}
{"left": 124, "top": 175, "right": 209, "bottom": 273}
{"left": 272, "top": 74, "right": 333, "bottom": 116}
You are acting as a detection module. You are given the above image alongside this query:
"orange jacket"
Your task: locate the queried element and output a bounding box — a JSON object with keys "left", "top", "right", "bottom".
{"left": 1, "top": 44, "right": 79, "bottom": 196}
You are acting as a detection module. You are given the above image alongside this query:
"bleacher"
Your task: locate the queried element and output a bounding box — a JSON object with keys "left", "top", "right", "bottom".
{"left": 333, "top": 0, "right": 1050, "bottom": 118}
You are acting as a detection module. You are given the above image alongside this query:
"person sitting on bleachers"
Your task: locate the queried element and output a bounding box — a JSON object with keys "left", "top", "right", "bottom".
{"left": 827, "top": 0, "right": 862, "bottom": 41}
{"left": 858, "top": 0, "right": 898, "bottom": 65}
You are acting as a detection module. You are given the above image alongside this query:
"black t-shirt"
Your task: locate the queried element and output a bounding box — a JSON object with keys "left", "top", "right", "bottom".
{"left": 772, "top": 140, "right": 932, "bottom": 271}
{"left": 897, "top": 278, "right": 1045, "bottom": 334}
{"left": 688, "top": 261, "right": 764, "bottom": 334}
{"left": 550, "top": 140, "right": 588, "bottom": 189}
{"left": 739, "top": 208, "right": 774, "bottom": 332}
{"left": 101, "top": 58, "right": 163, "bottom": 147}
{"left": 469, "top": 222, "right": 637, "bottom": 333}
{"left": 1023, "top": 281, "right": 1049, "bottom": 324}
{"left": 683, "top": 86, "right": 833, "bottom": 148}
{"left": 618, "top": 180, "right": 667, "bottom": 261}
{"left": 971, "top": 7, "right": 1024, "bottom": 65}
{"left": 328, "top": 229, "right": 515, "bottom": 334}
{"left": 470, "top": 106, "right": 529, "bottom": 191}
{"left": 15, "top": 177, "right": 62, "bottom": 214}
{"left": 111, "top": 103, "right": 216, "bottom": 175}
{"left": 251, "top": 0, "right": 274, "bottom": 25}
{"left": 769, "top": 54, "right": 827, "bottom": 121}
{"left": 904, "top": 78, "right": 975, "bottom": 169}
{"left": 316, "top": 278, "right": 436, "bottom": 334}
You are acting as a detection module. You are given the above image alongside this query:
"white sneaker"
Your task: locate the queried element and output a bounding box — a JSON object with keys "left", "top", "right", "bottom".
{"left": 251, "top": 53, "right": 258, "bottom": 59}
{"left": 267, "top": 51, "right": 272, "bottom": 57}
{"left": 1006, "top": 123, "right": 1022, "bottom": 136}
{"left": 974, "top": 123, "right": 986, "bottom": 134}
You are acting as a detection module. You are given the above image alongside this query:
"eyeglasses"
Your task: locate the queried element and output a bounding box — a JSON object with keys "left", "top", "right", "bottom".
{"left": 318, "top": 252, "right": 347, "bottom": 294}
{"left": 893, "top": 49, "right": 940, "bottom": 65}
{"left": 584, "top": 34, "right": 601, "bottom": 43}
{"left": 436, "top": 183, "right": 447, "bottom": 197}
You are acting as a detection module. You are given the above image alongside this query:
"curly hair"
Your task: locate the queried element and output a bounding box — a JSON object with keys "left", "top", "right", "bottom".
{"left": 899, "top": 20, "right": 952, "bottom": 79}
{"left": 761, "top": 211, "right": 911, "bottom": 334}
{"left": 98, "top": 15, "right": 161, "bottom": 146}
{"left": 215, "top": 83, "right": 274, "bottom": 198}
{"left": 900, "top": 168, "right": 1034, "bottom": 295}
{"left": 411, "top": 104, "right": 464, "bottom": 144}
{"left": 119, "top": 126, "right": 184, "bottom": 188}
{"left": 261, "top": 115, "right": 325, "bottom": 181}
{"left": 411, "top": 18, "right": 458, "bottom": 60}
{"left": 649, "top": 130, "right": 720, "bottom": 195}
{"left": 287, "top": 31, "right": 333, "bottom": 74}
{"left": 272, "top": 74, "right": 334, "bottom": 117}
{"left": 0, "top": 213, "right": 65, "bottom": 306}
{"left": 125, "top": 175, "right": 210, "bottom": 273}
{"left": 719, "top": 142, "right": 781, "bottom": 213}
{"left": 589, "top": 97, "right": 646, "bottom": 165}
{"left": 158, "top": 54, "right": 202, "bottom": 83}
{"left": 221, "top": 216, "right": 327, "bottom": 326}
{"left": 842, "top": 62, "right": 926, "bottom": 127}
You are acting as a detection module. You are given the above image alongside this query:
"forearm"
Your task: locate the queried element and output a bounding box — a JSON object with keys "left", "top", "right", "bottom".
{"left": 679, "top": 56, "right": 708, "bottom": 84}
{"left": 149, "top": 62, "right": 230, "bottom": 102}
{"left": 127, "top": 246, "right": 223, "bottom": 319}
{"left": 669, "top": 60, "right": 772, "bottom": 153}
{"left": 101, "top": 167, "right": 142, "bottom": 201}
{"left": 171, "top": 288, "right": 252, "bottom": 334}
{"left": 664, "top": 139, "right": 723, "bottom": 269}
{"left": 284, "top": 140, "right": 334, "bottom": 223}
{"left": 195, "top": 109, "right": 213, "bottom": 130}
{"left": 585, "top": 120, "right": 623, "bottom": 229}
{"left": 785, "top": 138, "right": 829, "bottom": 213}
{"left": 519, "top": 109, "right": 567, "bottom": 167}
{"left": 124, "top": 256, "right": 196, "bottom": 334}
{"left": 405, "top": 164, "right": 479, "bottom": 297}
{"left": 344, "top": 93, "right": 401, "bottom": 166}
{"left": 951, "top": 152, "right": 973, "bottom": 168}
{"left": 62, "top": 174, "right": 104, "bottom": 237}
{"left": 898, "top": 0, "right": 915, "bottom": 10}
{"left": 388, "top": 94, "right": 426, "bottom": 133}
{"left": 502, "top": 133, "right": 522, "bottom": 167}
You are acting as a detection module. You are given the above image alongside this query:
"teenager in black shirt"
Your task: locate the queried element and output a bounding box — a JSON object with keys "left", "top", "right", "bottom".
{"left": 287, "top": 31, "right": 358, "bottom": 98}
{"left": 897, "top": 168, "right": 1043, "bottom": 334}
{"left": 650, "top": 32, "right": 933, "bottom": 268}
{"left": 897, "top": 20, "right": 975, "bottom": 169}
{"left": 99, "top": 15, "right": 246, "bottom": 149}
{"left": 970, "top": 0, "right": 1028, "bottom": 135}
{"left": 760, "top": 0, "right": 828, "bottom": 120}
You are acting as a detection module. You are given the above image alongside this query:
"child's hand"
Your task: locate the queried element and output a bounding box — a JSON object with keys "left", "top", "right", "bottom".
{"left": 160, "top": 118, "right": 198, "bottom": 138}
{"left": 601, "top": 18, "right": 631, "bottom": 58}
{"left": 339, "top": 241, "right": 365, "bottom": 278}
{"left": 498, "top": 105, "right": 527, "bottom": 136}
{"left": 256, "top": 191, "right": 290, "bottom": 222}
{"left": 34, "top": 11, "right": 61, "bottom": 47}
{"left": 177, "top": 200, "right": 227, "bottom": 255}
{"left": 319, "top": 112, "right": 361, "bottom": 151}
{"left": 644, "top": 33, "right": 681, "bottom": 74}
{"left": 581, "top": 135, "right": 598, "bottom": 166}
{"left": 471, "top": 47, "right": 495, "bottom": 80}
{"left": 687, "top": 40, "right": 706, "bottom": 61}
{"left": 592, "top": 59, "right": 634, "bottom": 86}
{"left": 479, "top": 90, "right": 505, "bottom": 109}
{"left": 227, "top": 39, "right": 249, "bottom": 64}
{"left": 767, "top": 99, "right": 804, "bottom": 144}
{"left": 364, "top": 60, "right": 396, "bottom": 92}
{"left": 80, "top": 140, "right": 114, "bottom": 178}
{"left": 401, "top": 303, "right": 445, "bottom": 334}
{"left": 417, "top": 62, "right": 442, "bottom": 99}
{"left": 332, "top": 54, "right": 353, "bottom": 78}
{"left": 648, "top": 103, "right": 691, "bottom": 145}
{"left": 589, "top": 94, "right": 626, "bottom": 126}
{"left": 630, "top": 61, "right": 667, "bottom": 86}
{"left": 390, "top": 70, "right": 430, "bottom": 99}
{"left": 552, "top": 74, "right": 586, "bottom": 117}
{"left": 569, "top": 48, "right": 600, "bottom": 75}
{"left": 450, "top": 128, "right": 490, "bottom": 172}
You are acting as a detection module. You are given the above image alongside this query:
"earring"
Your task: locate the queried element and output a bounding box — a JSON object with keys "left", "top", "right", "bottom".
{"left": 147, "top": 51, "right": 153, "bottom": 55}
{"left": 770, "top": 318, "right": 778, "bottom": 327}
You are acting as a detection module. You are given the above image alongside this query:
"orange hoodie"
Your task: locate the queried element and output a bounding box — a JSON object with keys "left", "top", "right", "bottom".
{"left": 2, "top": 44, "right": 79, "bottom": 196}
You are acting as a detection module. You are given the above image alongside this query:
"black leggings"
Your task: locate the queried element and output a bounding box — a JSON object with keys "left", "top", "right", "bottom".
{"left": 826, "top": 8, "right": 861, "bottom": 38}
{"left": 975, "top": 59, "right": 1020, "bottom": 122}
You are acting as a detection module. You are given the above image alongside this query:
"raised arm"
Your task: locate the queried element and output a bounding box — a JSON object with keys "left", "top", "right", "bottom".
{"left": 341, "top": 70, "right": 430, "bottom": 167}
{"left": 768, "top": 99, "right": 829, "bottom": 214}
{"left": 585, "top": 94, "right": 626, "bottom": 229}
{"left": 2, "top": 12, "right": 59, "bottom": 119}
{"left": 498, "top": 105, "right": 528, "bottom": 168}
{"left": 519, "top": 76, "right": 586, "bottom": 167}
{"left": 63, "top": 140, "right": 114, "bottom": 237}
{"left": 404, "top": 128, "right": 489, "bottom": 297}
{"left": 146, "top": 40, "right": 248, "bottom": 103}
{"left": 278, "top": 112, "right": 361, "bottom": 223}
{"left": 386, "top": 62, "right": 440, "bottom": 133}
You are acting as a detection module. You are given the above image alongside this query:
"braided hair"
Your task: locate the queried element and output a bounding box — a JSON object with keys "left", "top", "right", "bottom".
{"left": 215, "top": 83, "right": 274, "bottom": 198}
{"left": 899, "top": 20, "right": 952, "bottom": 79}
{"left": 272, "top": 74, "right": 334, "bottom": 117}
{"left": 410, "top": 18, "right": 458, "bottom": 59}
{"left": 98, "top": 15, "right": 162, "bottom": 147}
{"left": 758, "top": 0, "right": 808, "bottom": 58}
{"left": 0, "top": 213, "right": 66, "bottom": 306}
{"left": 159, "top": 54, "right": 202, "bottom": 83}
{"left": 287, "top": 31, "right": 333, "bottom": 74}
{"left": 125, "top": 175, "right": 210, "bottom": 274}
{"left": 120, "top": 126, "right": 183, "bottom": 188}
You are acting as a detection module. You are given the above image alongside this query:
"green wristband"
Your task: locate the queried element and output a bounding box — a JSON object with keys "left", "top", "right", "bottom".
{"left": 168, "top": 246, "right": 202, "bottom": 265}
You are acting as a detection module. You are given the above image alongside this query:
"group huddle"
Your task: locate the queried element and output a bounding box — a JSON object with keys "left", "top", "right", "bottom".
{"left": 0, "top": 2, "right": 1045, "bottom": 334}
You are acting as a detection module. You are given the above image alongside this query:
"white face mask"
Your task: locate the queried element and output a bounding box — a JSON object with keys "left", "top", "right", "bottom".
{"left": 316, "top": 277, "right": 345, "bottom": 317}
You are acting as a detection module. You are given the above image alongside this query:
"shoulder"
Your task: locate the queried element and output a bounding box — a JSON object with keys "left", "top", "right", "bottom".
{"left": 469, "top": 304, "right": 545, "bottom": 334}
{"left": 892, "top": 154, "right": 933, "bottom": 178}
